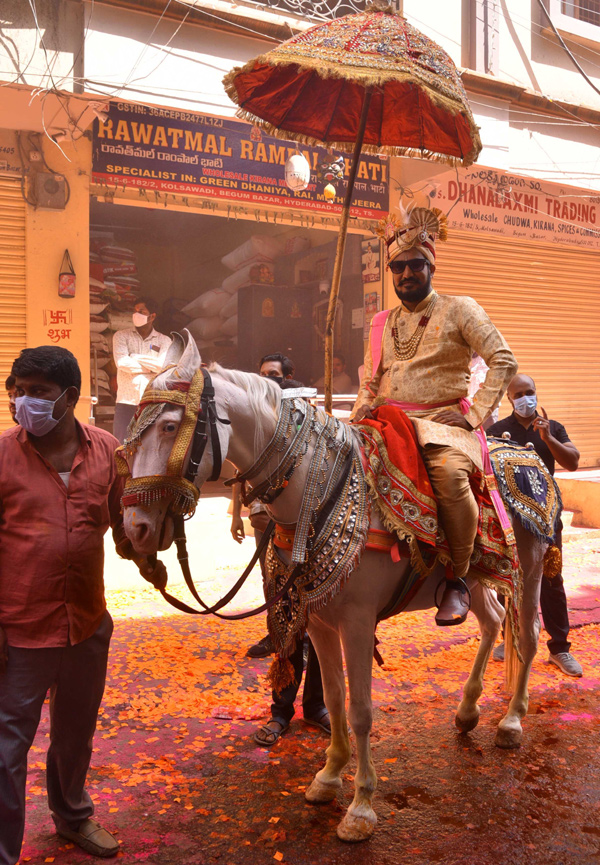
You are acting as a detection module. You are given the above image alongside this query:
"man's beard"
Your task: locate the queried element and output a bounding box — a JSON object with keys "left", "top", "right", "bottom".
{"left": 394, "top": 274, "right": 432, "bottom": 305}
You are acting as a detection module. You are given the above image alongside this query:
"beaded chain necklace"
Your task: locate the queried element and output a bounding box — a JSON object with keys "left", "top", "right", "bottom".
{"left": 391, "top": 293, "right": 438, "bottom": 361}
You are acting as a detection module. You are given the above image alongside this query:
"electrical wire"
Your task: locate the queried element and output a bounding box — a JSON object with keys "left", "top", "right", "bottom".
{"left": 172, "top": 0, "right": 282, "bottom": 42}
{"left": 534, "top": 0, "right": 600, "bottom": 98}
{"left": 0, "top": 29, "right": 38, "bottom": 87}
{"left": 474, "top": 1, "right": 600, "bottom": 78}
{"left": 55, "top": 0, "right": 95, "bottom": 91}
{"left": 26, "top": 0, "right": 59, "bottom": 90}
{"left": 124, "top": 0, "right": 201, "bottom": 90}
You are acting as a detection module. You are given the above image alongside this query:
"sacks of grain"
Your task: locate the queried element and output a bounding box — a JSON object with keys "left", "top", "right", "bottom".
{"left": 222, "top": 261, "right": 274, "bottom": 294}
{"left": 186, "top": 316, "right": 222, "bottom": 342}
{"left": 219, "top": 293, "right": 237, "bottom": 320}
{"left": 182, "top": 288, "right": 230, "bottom": 319}
{"left": 221, "top": 235, "right": 283, "bottom": 271}
{"left": 220, "top": 314, "right": 238, "bottom": 337}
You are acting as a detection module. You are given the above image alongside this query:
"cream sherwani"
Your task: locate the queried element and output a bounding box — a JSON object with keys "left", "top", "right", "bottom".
{"left": 351, "top": 290, "right": 517, "bottom": 469}
{"left": 352, "top": 290, "right": 517, "bottom": 579}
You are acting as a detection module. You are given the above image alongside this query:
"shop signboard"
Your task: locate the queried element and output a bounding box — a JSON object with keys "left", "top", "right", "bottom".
{"left": 397, "top": 162, "right": 600, "bottom": 249}
{"left": 92, "top": 103, "right": 388, "bottom": 221}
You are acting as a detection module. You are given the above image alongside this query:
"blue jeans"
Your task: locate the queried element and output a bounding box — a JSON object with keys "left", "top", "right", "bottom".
{"left": 0, "top": 613, "right": 113, "bottom": 865}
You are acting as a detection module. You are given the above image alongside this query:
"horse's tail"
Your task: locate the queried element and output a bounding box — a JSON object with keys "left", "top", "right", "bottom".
{"left": 504, "top": 619, "right": 521, "bottom": 692}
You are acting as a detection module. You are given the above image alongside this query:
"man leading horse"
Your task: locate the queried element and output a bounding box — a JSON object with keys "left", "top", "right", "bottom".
{"left": 351, "top": 207, "right": 518, "bottom": 626}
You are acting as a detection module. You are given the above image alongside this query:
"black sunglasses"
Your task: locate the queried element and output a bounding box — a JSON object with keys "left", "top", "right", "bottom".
{"left": 389, "top": 258, "right": 430, "bottom": 275}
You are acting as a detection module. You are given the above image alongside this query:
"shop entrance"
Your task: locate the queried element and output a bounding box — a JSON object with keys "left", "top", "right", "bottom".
{"left": 89, "top": 200, "right": 377, "bottom": 432}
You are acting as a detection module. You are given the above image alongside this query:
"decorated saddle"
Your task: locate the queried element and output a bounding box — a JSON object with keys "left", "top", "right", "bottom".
{"left": 264, "top": 405, "right": 561, "bottom": 677}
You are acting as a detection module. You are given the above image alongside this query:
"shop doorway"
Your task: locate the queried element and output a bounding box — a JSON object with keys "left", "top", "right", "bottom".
{"left": 89, "top": 200, "right": 375, "bottom": 431}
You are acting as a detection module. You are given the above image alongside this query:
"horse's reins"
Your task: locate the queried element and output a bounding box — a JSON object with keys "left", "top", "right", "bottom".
{"left": 118, "top": 368, "right": 307, "bottom": 619}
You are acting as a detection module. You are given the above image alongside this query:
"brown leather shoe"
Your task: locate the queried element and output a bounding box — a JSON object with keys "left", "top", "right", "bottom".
{"left": 435, "top": 580, "right": 470, "bottom": 626}
{"left": 56, "top": 818, "right": 119, "bottom": 858}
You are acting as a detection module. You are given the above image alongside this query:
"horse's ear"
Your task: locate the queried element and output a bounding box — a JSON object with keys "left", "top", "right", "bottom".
{"left": 164, "top": 332, "right": 186, "bottom": 368}
{"left": 176, "top": 328, "right": 202, "bottom": 380}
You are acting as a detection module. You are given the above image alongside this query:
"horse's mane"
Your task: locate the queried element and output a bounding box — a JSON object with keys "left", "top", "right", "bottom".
{"left": 210, "top": 364, "right": 282, "bottom": 453}
{"left": 210, "top": 364, "right": 280, "bottom": 411}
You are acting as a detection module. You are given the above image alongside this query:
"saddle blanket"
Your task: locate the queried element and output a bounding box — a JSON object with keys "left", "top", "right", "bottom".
{"left": 264, "top": 406, "right": 561, "bottom": 669}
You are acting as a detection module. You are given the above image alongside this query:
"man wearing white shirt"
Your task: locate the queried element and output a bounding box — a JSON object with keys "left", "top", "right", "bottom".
{"left": 112, "top": 298, "right": 171, "bottom": 442}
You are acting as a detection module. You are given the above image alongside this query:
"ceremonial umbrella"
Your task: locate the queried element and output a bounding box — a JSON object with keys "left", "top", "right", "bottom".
{"left": 224, "top": 2, "right": 481, "bottom": 412}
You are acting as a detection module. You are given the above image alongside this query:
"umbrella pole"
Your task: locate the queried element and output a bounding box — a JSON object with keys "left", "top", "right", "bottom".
{"left": 324, "top": 88, "right": 372, "bottom": 415}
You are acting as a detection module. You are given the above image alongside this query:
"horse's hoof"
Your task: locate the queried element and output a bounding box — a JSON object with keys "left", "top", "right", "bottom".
{"left": 337, "top": 812, "right": 377, "bottom": 843}
{"left": 455, "top": 705, "right": 480, "bottom": 733}
{"left": 495, "top": 723, "right": 522, "bottom": 749}
{"left": 305, "top": 778, "right": 340, "bottom": 804}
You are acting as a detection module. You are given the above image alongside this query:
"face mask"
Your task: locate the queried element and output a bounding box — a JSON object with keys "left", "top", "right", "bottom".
{"left": 15, "top": 390, "right": 68, "bottom": 437}
{"left": 261, "top": 373, "right": 284, "bottom": 385}
{"left": 513, "top": 394, "right": 537, "bottom": 417}
{"left": 132, "top": 313, "right": 148, "bottom": 327}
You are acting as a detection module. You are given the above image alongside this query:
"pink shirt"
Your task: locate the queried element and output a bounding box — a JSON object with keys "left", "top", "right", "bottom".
{"left": 0, "top": 422, "right": 124, "bottom": 648}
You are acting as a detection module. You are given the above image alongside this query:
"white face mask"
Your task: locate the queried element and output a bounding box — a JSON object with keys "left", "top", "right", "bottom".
{"left": 132, "top": 312, "right": 148, "bottom": 327}
{"left": 15, "top": 390, "right": 68, "bottom": 437}
{"left": 513, "top": 394, "right": 537, "bottom": 417}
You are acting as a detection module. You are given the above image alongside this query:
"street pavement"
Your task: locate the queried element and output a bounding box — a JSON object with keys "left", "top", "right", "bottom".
{"left": 18, "top": 500, "right": 600, "bottom": 865}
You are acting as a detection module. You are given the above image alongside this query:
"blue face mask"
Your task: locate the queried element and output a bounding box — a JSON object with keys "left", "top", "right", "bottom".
{"left": 15, "top": 390, "right": 68, "bottom": 437}
{"left": 513, "top": 394, "right": 537, "bottom": 418}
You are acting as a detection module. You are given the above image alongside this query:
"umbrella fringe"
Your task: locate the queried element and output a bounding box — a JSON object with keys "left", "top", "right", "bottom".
{"left": 224, "top": 59, "right": 481, "bottom": 168}
{"left": 230, "top": 107, "right": 475, "bottom": 168}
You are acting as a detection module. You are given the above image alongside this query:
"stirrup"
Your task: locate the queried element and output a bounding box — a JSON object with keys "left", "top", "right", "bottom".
{"left": 434, "top": 576, "right": 472, "bottom": 611}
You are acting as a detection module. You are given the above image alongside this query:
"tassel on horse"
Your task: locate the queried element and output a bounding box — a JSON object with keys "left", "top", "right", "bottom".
{"left": 266, "top": 656, "right": 296, "bottom": 696}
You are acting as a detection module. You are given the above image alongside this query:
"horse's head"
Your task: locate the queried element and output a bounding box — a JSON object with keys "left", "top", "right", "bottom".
{"left": 119, "top": 329, "right": 231, "bottom": 555}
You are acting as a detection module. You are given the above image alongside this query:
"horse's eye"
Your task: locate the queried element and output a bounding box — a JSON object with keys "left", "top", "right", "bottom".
{"left": 164, "top": 422, "right": 178, "bottom": 434}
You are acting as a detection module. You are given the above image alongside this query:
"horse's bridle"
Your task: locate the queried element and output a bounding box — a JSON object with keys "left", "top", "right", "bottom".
{"left": 116, "top": 368, "right": 228, "bottom": 515}
{"left": 116, "top": 368, "right": 304, "bottom": 619}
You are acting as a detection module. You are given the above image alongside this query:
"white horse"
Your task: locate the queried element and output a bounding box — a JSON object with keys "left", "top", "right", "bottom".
{"left": 122, "top": 332, "right": 545, "bottom": 843}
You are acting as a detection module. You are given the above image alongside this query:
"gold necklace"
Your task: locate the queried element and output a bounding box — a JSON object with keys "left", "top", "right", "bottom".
{"left": 392, "top": 294, "right": 438, "bottom": 361}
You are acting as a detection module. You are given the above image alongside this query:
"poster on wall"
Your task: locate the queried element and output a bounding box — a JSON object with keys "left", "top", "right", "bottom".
{"left": 92, "top": 103, "right": 388, "bottom": 221}
{"left": 397, "top": 162, "right": 600, "bottom": 250}
{"left": 361, "top": 238, "right": 381, "bottom": 284}
{"left": 363, "top": 290, "right": 380, "bottom": 340}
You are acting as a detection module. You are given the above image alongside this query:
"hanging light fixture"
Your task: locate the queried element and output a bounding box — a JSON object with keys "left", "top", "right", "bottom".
{"left": 284, "top": 153, "right": 311, "bottom": 192}
{"left": 323, "top": 183, "right": 336, "bottom": 201}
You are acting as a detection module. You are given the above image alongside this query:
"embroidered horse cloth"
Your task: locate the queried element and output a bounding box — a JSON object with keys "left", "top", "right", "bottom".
{"left": 487, "top": 438, "right": 562, "bottom": 543}
{"left": 264, "top": 409, "right": 562, "bottom": 665}
{"left": 356, "top": 407, "right": 522, "bottom": 644}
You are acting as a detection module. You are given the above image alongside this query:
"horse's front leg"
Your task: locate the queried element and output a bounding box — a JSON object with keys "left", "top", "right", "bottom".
{"left": 304, "top": 621, "right": 351, "bottom": 804}
{"left": 455, "top": 581, "right": 504, "bottom": 733}
{"left": 336, "top": 620, "right": 377, "bottom": 843}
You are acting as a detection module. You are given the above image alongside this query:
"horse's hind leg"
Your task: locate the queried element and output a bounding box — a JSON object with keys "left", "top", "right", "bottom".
{"left": 305, "top": 622, "right": 351, "bottom": 805}
{"left": 336, "top": 620, "right": 377, "bottom": 843}
{"left": 496, "top": 530, "right": 544, "bottom": 749}
{"left": 455, "top": 581, "right": 504, "bottom": 733}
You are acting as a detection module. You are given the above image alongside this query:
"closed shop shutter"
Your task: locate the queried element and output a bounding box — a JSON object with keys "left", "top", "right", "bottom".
{"left": 0, "top": 175, "right": 26, "bottom": 431}
{"left": 435, "top": 229, "right": 600, "bottom": 468}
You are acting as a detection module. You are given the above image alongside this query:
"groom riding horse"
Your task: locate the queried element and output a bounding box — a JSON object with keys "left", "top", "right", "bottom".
{"left": 351, "top": 206, "right": 518, "bottom": 626}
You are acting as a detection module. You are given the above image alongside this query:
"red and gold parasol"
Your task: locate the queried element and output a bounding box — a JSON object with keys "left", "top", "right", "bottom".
{"left": 224, "top": 3, "right": 481, "bottom": 410}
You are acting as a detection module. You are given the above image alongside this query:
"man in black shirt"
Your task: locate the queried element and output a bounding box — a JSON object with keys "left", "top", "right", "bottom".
{"left": 487, "top": 374, "right": 582, "bottom": 676}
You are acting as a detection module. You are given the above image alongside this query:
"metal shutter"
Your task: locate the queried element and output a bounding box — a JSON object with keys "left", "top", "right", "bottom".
{"left": 0, "top": 175, "right": 26, "bottom": 431}
{"left": 434, "top": 229, "right": 600, "bottom": 468}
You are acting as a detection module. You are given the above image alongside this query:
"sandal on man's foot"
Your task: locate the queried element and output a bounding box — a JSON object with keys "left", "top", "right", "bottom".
{"left": 303, "top": 709, "right": 331, "bottom": 734}
{"left": 253, "top": 718, "right": 289, "bottom": 747}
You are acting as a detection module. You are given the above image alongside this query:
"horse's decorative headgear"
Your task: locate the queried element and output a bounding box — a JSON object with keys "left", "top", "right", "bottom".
{"left": 115, "top": 370, "right": 205, "bottom": 517}
{"left": 377, "top": 206, "right": 449, "bottom": 266}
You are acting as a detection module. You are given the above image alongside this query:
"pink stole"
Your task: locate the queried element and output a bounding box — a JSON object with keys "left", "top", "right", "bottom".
{"left": 366, "top": 309, "right": 512, "bottom": 539}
